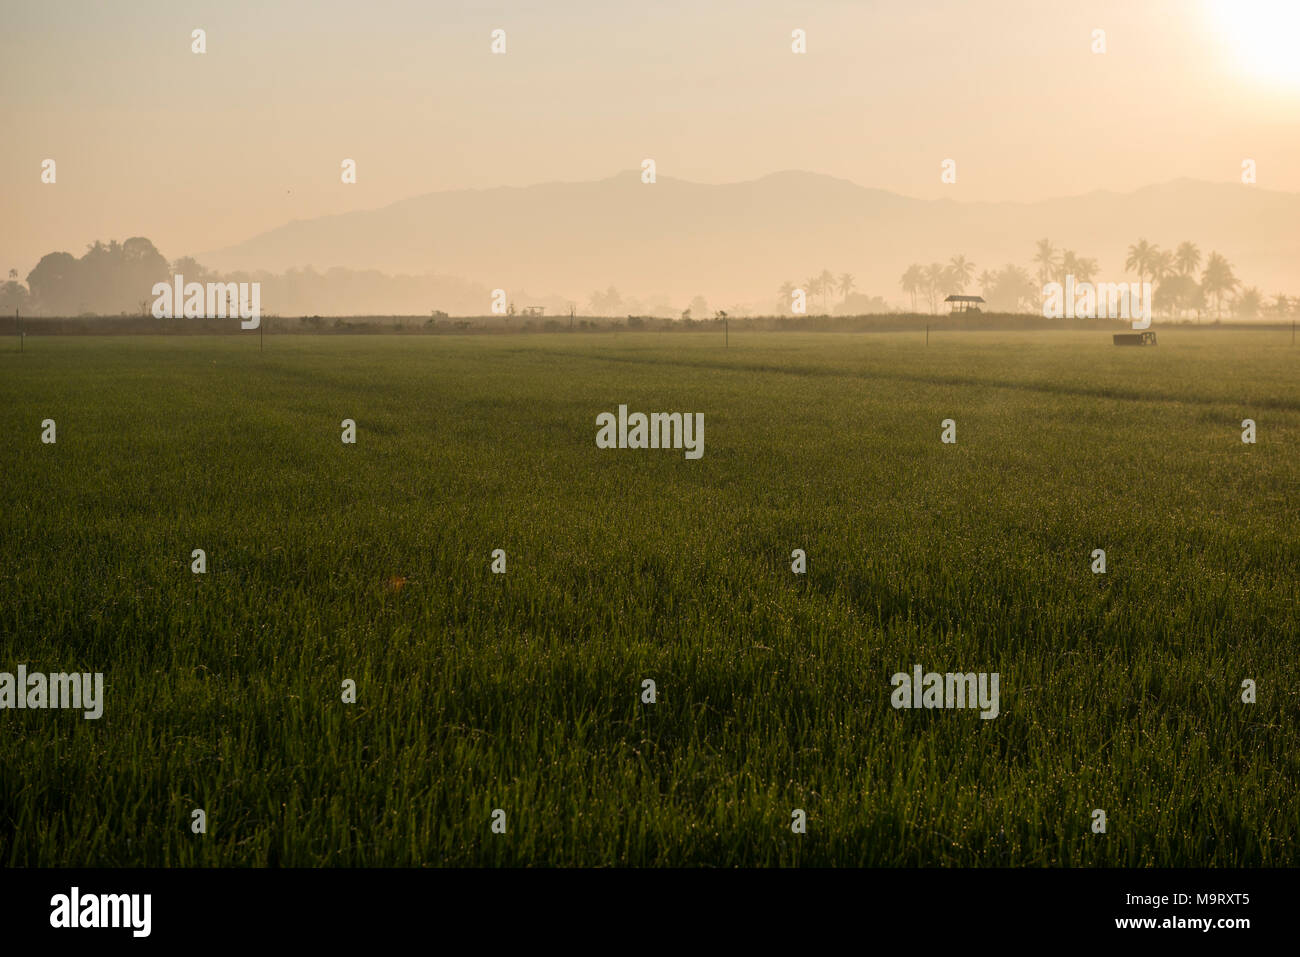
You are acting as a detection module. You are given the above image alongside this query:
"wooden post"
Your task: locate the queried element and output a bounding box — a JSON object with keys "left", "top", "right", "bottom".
{"left": 926, "top": 324, "right": 929, "bottom": 347}
{"left": 17, "top": 307, "right": 21, "bottom": 353}
{"left": 260, "top": 318, "right": 264, "bottom": 352}
{"left": 725, "top": 314, "right": 728, "bottom": 348}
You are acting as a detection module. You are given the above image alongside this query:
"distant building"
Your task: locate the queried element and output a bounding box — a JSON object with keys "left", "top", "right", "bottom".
{"left": 522, "top": 306, "right": 545, "bottom": 317}
{"left": 944, "top": 294, "right": 985, "bottom": 314}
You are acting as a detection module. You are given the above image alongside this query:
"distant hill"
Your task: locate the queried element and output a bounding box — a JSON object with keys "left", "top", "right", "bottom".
{"left": 197, "top": 171, "right": 1300, "bottom": 308}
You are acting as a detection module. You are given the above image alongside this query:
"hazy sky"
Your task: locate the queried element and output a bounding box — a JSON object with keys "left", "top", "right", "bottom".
{"left": 4, "top": 0, "right": 1299, "bottom": 276}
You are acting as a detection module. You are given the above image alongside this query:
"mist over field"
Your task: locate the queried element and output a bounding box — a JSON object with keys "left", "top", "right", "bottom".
{"left": 7, "top": 173, "right": 1300, "bottom": 318}
{"left": 194, "top": 172, "right": 1300, "bottom": 310}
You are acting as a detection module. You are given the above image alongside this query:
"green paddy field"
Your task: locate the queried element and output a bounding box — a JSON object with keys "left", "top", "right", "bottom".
{"left": 1, "top": 329, "right": 1296, "bottom": 866}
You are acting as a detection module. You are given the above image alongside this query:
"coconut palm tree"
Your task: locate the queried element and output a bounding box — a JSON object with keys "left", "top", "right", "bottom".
{"left": 1125, "top": 239, "right": 1157, "bottom": 287}
{"left": 1066, "top": 249, "right": 1101, "bottom": 286}
{"left": 900, "top": 264, "right": 924, "bottom": 313}
{"left": 818, "top": 269, "right": 836, "bottom": 313}
{"left": 923, "top": 262, "right": 946, "bottom": 314}
{"left": 777, "top": 280, "right": 795, "bottom": 315}
{"left": 947, "top": 255, "right": 974, "bottom": 293}
{"left": 838, "top": 272, "right": 855, "bottom": 305}
{"left": 804, "top": 276, "right": 822, "bottom": 313}
{"left": 1149, "top": 248, "right": 1174, "bottom": 286}
{"left": 1175, "top": 241, "right": 1201, "bottom": 277}
{"left": 977, "top": 269, "right": 995, "bottom": 297}
{"left": 1201, "top": 252, "right": 1238, "bottom": 319}
{"left": 1060, "top": 248, "right": 1092, "bottom": 286}
{"left": 1033, "top": 239, "right": 1059, "bottom": 287}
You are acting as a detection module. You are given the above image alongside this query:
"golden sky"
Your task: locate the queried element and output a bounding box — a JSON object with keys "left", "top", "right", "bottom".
{"left": 4, "top": 0, "right": 1298, "bottom": 276}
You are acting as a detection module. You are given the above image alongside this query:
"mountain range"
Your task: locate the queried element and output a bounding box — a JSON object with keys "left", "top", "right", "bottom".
{"left": 197, "top": 171, "right": 1300, "bottom": 309}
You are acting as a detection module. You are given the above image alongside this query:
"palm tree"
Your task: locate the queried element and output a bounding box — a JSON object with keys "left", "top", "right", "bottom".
{"left": 804, "top": 276, "right": 822, "bottom": 313}
{"left": 1143, "top": 248, "right": 1175, "bottom": 316}
{"left": 1149, "top": 248, "right": 1174, "bottom": 286}
{"left": 977, "top": 269, "right": 995, "bottom": 297}
{"left": 818, "top": 269, "right": 836, "bottom": 313}
{"left": 1200, "top": 252, "right": 1238, "bottom": 319}
{"left": 924, "top": 262, "right": 946, "bottom": 314}
{"left": 947, "top": 255, "right": 974, "bottom": 293}
{"left": 1060, "top": 250, "right": 1081, "bottom": 286}
{"left": 777, "top": 280, "right": 795, "bottom": 315}
{"left": 1059, "top": 249, "right": 1098, "bottom": 284}
{"left": 900, "top": 264, "right": 924, "bottom": 313}
{"left": 1175, "top": 241, "right": 1201, "bottom": 277}
{"left": 837, "top": 272, "right": 855, "bottom": 305}
{"left": 1125, "top": 239, "right": 1157, "bottom": 287}
{"left": 1033, "top": 238, "right": 1059, "bottom": 287}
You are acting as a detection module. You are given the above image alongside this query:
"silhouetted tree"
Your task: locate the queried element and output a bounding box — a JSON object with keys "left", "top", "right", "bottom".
{"left": 817, "top": 269, "right": 835, "bottom": 312}
{"left": 1125, "top": 239, "right": 1158, "bottom": 288}
{"left": 803, "top": 276, "right": 821, "bottom": 313}
{"left": 1234, "top": 287, "right": 1262, "bottom": 318}
{"left": 900, "top": 264, "right": 924, "bottom": 313}
{"left": 1175, "top": 241, "right": 1201, "bottom": 277}
{"left": 1201, "top": 252, "right": 1238, "bottom": 319}
{"left": 1033, "top": 238, "right": 1059, "bottom": 287}
{"left": 984, "top": 264, "right": 1037, "bottom": 313}
{"left": 26, "top": 251, "right": 80, "bottom": 314}
{"left": 923, "top": 262, "right": 946, "bottom": 314}
{"left": 24, "top": 237, "right": 169, "bottom": 315}
{"left": 777, "top": 280, "right": 795, "bottom": 315}
{"left": 947, "top": 255, "right": 974, "bottom": 293}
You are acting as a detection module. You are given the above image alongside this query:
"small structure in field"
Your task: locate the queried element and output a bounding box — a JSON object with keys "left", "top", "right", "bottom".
{"left": 1113, "top": 331, "right": 1157, "bottom": 346}
{"left": 522, "top": 306, "right": 546, "bottom": 317}
{"left": 944, "top": 294, "right": 984, "bottom": 314}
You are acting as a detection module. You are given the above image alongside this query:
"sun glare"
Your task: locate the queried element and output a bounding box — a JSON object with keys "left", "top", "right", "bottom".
{"left": 1207, "top": 0, "right": 1300, "bottom": 90}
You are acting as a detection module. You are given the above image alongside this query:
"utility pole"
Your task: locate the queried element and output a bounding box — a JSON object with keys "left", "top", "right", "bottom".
{"left": 926, "top": 324, "right": 929, "bottom": 347}
{"left": 725, "top": 314, "right": 728, "bottom": 348}
{"left": 17, "top": 306, "right": 21, "bottom": 353}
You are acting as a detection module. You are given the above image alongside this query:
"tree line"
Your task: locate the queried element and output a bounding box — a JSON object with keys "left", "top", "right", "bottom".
{"left": 4, "top": 236, "right": 1291, "bottom": 320}
{"left": 896, "top": 239, "right": 1287, "bottom": 318}
{"left": 0, "top": 239, "right": 496, "bottom": 318}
